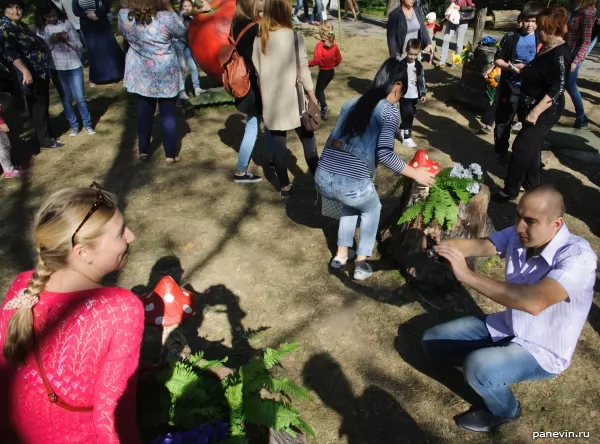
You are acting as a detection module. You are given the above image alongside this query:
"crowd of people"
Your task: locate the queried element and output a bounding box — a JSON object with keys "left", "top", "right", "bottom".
{"left": 0, "top": 0, "right": 598, "bottom": 441}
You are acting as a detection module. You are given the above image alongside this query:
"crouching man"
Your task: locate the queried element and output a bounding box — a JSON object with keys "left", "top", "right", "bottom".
{"left": 422, "top": 184, "right": 597, "bottom": 433}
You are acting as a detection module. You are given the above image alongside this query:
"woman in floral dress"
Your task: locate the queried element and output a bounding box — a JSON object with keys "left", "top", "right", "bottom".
{"left": 118, "top": 0, "right": 186, "bottom": 164}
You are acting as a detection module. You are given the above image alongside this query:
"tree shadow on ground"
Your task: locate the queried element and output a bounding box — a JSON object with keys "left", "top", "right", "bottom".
{"left": 577, "top": 78, "right": 600, "bottom": 106}
{"left": 302, "top": 352, "right": 437, "bottom": 444}
{"left": 394, "top": 313, "right": 487, "bottom": 411}
{"left": 132, "top": 255, "right": 266, "bottom": 369}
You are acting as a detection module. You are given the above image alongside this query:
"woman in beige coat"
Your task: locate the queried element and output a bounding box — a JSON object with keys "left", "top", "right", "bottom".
{"left": 252, "top": 0, "right": 319, "bottom": 198}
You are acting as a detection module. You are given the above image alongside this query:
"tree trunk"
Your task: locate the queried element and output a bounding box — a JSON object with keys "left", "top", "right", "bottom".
{"left": 472, "top": 5, "right": 488, "bottom": 50}
{"left": 489, "top": 10, "right": 521, "bottom": 30}
{"left": 385, "top": 0, "right": 399, "bottom": 16}
{"left": 378, "top": 181, "right": 492, "bottom": 294}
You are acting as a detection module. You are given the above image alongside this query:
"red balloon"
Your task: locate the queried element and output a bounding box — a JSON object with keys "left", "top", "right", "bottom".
{"left": 188, "top": 0, "right": 236, "bottom": 81}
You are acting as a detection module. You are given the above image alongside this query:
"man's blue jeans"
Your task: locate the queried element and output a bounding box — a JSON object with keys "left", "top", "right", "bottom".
{"left": 236, "top": 112, "right": 274, "bottom": 172}
{"left": 315, "top": 168, "right": 382, "bottom": 257}
{"left": 422, "top": 315, "right": 555, "bottom": 418}
{"left": 566, "top": 62, "right": 585, "bottom": 118}
{"left": 51, "top": 67, "right": 93, "bottom": 130}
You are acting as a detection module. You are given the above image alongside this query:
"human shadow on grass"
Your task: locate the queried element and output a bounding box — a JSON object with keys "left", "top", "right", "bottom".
{"left": 132, "top": 255, "right": 267, "bottom": 369}
{"left": 303, "top": 353, "right": 436, "bottom": 444}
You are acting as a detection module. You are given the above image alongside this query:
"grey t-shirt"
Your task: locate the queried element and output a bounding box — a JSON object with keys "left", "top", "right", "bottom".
{"left": 402, "top": 11, "right": 421, "bottom": 58}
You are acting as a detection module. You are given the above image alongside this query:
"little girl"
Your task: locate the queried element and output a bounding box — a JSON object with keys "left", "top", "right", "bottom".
{"left": 308, "top": 20, "right": 342, "bottom": 120}
{"left": 425, "top": 12, "right": 442, "bottom": 64}
{"left": 0, "top": 102, "right": 24, "bottom": 179}
{"left": 398, "top": 39, "right": 427, "bottom": 148}
{"left": 176, "top": 0, "right": 207, "bottom": 99}
{"left": 36, "top": 2, "right": 95, "bottom": 136}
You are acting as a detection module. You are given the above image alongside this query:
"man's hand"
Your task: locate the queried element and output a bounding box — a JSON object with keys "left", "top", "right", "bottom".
{"left": 0, "top": 123, "right": 9, "bottom": 133}
{"left": 571, "top": 62, "right": 577, "bottom": 73}
{"left": 420, "top": 96, "right": 426, "bottom": 103}
{"left": 525, "top": 109, "right": 539, "bottom": 125}
{"left": 21, "top": 68, "right": 33, "bottom": 85}
{"left": 434, "top": 243, "right": 473, "bottom": 283}
{"left": 513, "top": 63, "right": 525, "bottom": 71}
{"left": 87, "top": 12, "right": 98, "bottom": 20}
{"left": 424, "top": 44, "right": 433, "bottom": 55}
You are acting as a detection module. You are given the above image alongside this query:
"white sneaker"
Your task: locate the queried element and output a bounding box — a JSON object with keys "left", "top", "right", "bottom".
{"left": 195, "top": 87, "right": 207, "bottom": 95}
{"left": 402, "top": 137, "right": 417, "bottom": 148}
{"left": 511, "top": 122, "right": 522, "bottom": 131}
{"left": 179, "top": 91, "right": 190, "bottom": 100}
{"left": 354, "top": 262, "right": 373, "bottom": 280}
{"left": 330, "top": 249, "right": 356, "bottom": 269}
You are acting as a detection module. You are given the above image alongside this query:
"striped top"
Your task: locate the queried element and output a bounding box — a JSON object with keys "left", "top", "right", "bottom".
{"left": 78, "top": 0, "right": 97, "bottom": 11}
{"left": 486, "top": 224, "right": 597, "bottom": 374}
{"left": 317, "top": 103, "right": 406, "bottom": 180}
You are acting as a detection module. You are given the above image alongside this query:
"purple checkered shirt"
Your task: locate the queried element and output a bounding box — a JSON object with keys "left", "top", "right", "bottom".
{"left": 486, "top": 224, "right": 597, "bottom": 374}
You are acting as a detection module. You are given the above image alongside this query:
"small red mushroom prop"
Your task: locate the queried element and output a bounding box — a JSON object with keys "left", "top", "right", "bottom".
{"left": 409, "top": 149, "right": 441, "bottom": 176}
{"left": 143, "top": 276, "right": 196, "bottom": 327}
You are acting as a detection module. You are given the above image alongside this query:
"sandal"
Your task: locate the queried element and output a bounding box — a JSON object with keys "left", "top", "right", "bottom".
{"left": 330, "top": 249, "right": 356, "bottom": 269}
{"left": 140, "top": 153, "right": 149, "bottom": 162}
{"left": 353, "top": 261, "right": 373, "bottom": 280}
{"left": 165, "top": 156, "right": 182, "bottom": 165}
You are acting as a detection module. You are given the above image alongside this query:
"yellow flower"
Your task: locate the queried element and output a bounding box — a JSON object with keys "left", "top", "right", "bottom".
{"left": 452, "top": 54, "right": 462, "bottom": 65}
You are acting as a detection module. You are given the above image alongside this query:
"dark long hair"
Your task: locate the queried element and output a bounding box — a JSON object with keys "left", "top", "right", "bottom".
{"left": 342, "top": 58, "right": 408, "bottom": 138}
{"left": 34, "top": 0, "right": 67, "bottom": 31}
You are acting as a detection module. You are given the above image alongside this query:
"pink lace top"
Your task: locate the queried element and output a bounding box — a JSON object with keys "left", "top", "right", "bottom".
{"left": 0, "top": 271, "right": 144, "bottom": 444}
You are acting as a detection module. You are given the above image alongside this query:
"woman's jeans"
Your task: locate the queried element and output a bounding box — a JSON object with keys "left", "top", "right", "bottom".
{"left": 422, "top": 315, "right": 555, "bottom": 418}
{"left": 315, "top": 168, "right": 382, "bottom": 257}
{"left": 174, "top": 40, "right": 200, "bottom": 90}
{"left": 51, "top": 67, "right": 93, "bottom": 130}
{"left": 566, "top": 62, "right": 585, "bottom": 118}
{"left": 440, "top": 22, "right": 468, "bottom": 65}
{"left": 137, "top": 95, "right": 178, "bottom": 158}
{"left": 270, "top": 127, "right": 319, "bottom": 188}
{"left": 293, "top": 0, "right": 309, "bottom": 18}
{"left": 237, "top": 113, "right": 274, "bottom": 172}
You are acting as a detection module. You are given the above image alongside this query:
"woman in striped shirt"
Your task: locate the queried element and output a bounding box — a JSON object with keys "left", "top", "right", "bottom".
{"left": 315, "top": 58, "right": 435, "bottom": 280}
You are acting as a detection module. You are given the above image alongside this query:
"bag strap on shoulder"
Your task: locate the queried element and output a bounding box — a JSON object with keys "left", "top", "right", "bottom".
{"left": 293, "top": 31, "right": 305, "bottom": 115}
{"left": 234, "top": 22, "right": 258, "bottom": 46}
{"left": 33, "top": 334, "right": 93, "bottom": 413}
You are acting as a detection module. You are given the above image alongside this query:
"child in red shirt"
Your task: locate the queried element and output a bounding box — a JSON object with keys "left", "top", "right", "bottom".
{"left": 309, "top": 20, "right": 342, "bottom": 120}
{"left": 0, "top": 103, "right": 24, "bottom": 179}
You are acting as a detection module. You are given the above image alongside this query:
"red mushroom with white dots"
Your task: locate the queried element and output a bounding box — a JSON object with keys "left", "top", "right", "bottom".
{"left": 143, "top": 276, "right": 196, "bottom": 327}
{"left": 409, "top": 149, "right": 441, "bottom": 176}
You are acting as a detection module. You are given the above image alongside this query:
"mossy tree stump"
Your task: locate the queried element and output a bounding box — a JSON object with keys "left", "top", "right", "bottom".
{"left": 378, "top": 181, "right": 491, "bottom": 294}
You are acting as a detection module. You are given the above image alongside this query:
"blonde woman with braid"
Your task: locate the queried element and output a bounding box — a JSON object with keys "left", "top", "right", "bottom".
{"left": 0, "top": 185, "right": 143, "bottom": 443}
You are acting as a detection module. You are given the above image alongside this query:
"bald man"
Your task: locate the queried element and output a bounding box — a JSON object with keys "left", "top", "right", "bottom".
{"left": 421, "top": 184, "right": 597, "bottom": 433}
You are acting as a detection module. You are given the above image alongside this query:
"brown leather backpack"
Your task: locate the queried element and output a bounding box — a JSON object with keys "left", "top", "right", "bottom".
{"left": 218, "top": 22, "right": 257, "bottom": 99}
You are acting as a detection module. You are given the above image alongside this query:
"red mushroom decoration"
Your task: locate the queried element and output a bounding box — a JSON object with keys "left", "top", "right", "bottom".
{"left": 409, "top": 149, "right": 441, "bottom": 176}
{"left": 143, "top": 276, "right": 196, "bottom": 327}
{"left": 188, "top": 0, "right": 236, "bottom": 81}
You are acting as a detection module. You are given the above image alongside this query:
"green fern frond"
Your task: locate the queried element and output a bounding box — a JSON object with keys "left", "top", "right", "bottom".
{"left": 422, "top": 196, "right": 434, "bottom": 225}
{"left": 163, "top": 362, "right": 200, "bottom": 400}
{"left": 445, "top": 203, "right": 459, "bottom": 230}
{"left": 291, "top": 417, "right": 316, "bottom": 437}
{"left": 262, "top": 343, "right": 300, "bottom": 369}
{"left": 397, "top": 200, "right": 425, "bottom": 225}
{"left": 244, "top": 397, "right": 301, "bottom": 432}
{"left": 244, "top": 376, "right": 313, "bottom": 402}
{"left": 452, "top": 188, "right": 471, "bottom": 204}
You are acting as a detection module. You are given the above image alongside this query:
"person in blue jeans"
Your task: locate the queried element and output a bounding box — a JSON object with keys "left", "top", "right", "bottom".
{"left": 315, "top": 58, "right": 435, "bottom": 280}
{"left": 177, "top": 0, "right": 206, "bottom": 98}
{"left": 35, "top": 1, "right": 95, "bottom": 136}
{"left": 422, "top": 184, "right": 597, "bottom": 433}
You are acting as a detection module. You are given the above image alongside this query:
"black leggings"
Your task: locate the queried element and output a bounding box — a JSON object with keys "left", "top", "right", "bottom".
{"left": 270, "top": 127, "right": 319, "bottom": 188}
{"left": 25, "top": 77, "right": 55, "bottom": 147}
{"left": 502, "top": 111, "right": 558, "bottom": 197}
{"left": 315, "top": 69, "right": 334, "bottom": 109}
{"left": 399, "top": 98, "right": 418, "bottom": 130}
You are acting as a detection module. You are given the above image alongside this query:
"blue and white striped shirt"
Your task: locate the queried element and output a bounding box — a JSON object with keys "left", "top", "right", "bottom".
{"left": 487, "top": 224, "right": 597, "bottom": 374}
{"left": 317, "top": 103, "right": 406, "bottom": 180}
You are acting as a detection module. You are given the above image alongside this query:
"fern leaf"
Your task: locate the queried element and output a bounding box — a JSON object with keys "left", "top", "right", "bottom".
{"left": 291, "top": 417, "right": 316, "bottom": 438}
{"left": 163, "top": 362, "right": 200, "bottom": 401}
{"left": 445, "top": 203, "right": 459, "bottom": 230}
{"left": 262, "top": 343, "right": 300, "bottom": 369}
{"left": 452, "top": 188, "right": 471, "bottom": 204}
{"left": 187, "top": 352, "right": 205, "bottom": 365}
{"left": 422, "top": 195, "right": 434, "bottom": 225}
{"left": 397, "top": 200, "right": 425, "bottom": 225}
{"left": 244, "top": 376, "right": 313, "bottom": 402}
{"left": 244, "top": 397, "right": 302, "bottom": 432}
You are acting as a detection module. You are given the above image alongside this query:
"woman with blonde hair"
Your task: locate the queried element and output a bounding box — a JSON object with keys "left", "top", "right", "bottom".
{"left": 0, "top": 185, "right": 143, "bottom": 443}
{"left": 231, "top": 0, "right": 273, "bottom": 183}
{"left": 252, "top": 0, "right": 319, "bottom": 198}
{"left": 565, "top": 0, "right": 595, "bottom": 129}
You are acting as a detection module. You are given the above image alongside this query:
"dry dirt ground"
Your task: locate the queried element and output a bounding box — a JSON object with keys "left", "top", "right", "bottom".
{"left": 1, "top": 27, "right": 599, "bottom": 444}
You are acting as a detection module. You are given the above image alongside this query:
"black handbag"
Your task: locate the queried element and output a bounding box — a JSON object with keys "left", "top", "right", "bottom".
{"left": 293, "top": 32, "right": 321, "bottom": 132}
{"left": 459, "top": 7, "right": 476, "bottom": 21}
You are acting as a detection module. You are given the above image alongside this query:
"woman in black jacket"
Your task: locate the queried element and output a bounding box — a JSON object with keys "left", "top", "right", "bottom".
{"left": 386, "top": 0, "right": 432, "bottom": 60}
{"left": 494, "top": 6, "right": 572, "bottom": 201}
{"left": 230, "top": 0, "right": 272, "bottom": 183}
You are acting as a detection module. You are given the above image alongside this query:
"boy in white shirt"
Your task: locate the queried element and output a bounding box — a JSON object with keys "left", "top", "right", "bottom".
{"left": 398, "top": 39, "right": 427, "bottom": 148}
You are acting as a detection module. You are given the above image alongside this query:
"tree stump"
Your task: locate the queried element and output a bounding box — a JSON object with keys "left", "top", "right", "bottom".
{"left": 378, "top": 181, "right": 491, "bottom": 294}
{"left": 452, "top": 44, "right": 497, "bottom": 112}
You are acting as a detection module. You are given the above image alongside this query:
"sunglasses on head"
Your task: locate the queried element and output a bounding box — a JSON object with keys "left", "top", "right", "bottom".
{"left": 71, "top": 182, "right": 109, "bottom": 247}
